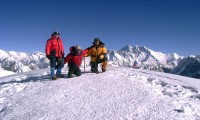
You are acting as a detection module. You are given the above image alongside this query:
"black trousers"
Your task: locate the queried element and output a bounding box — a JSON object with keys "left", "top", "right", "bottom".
{"left": 90, "top": 56, "right": 108, "bottom": 72}
{"left": 90, "top": 62, "right": 98, "bottom": 72}
{"left": 68, "top": 64, "right": 81, "bottom": 77}
{"left": 50, "top": 56, "right": 64, "bottom": 68}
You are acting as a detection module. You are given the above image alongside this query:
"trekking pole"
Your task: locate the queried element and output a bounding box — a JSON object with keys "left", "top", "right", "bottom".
{"left": 84, "top": 57, "right": 86, "bottom": 73}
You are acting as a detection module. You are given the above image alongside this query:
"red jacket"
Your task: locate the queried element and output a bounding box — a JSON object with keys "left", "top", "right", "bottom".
{"left": 64, "top": 48, "right": 88, "bottom": 67}
{"left": 45, "top": 36, "right": 64, "bottom": 57}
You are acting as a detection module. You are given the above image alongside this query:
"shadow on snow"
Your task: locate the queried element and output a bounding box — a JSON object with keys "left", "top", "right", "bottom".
{"left": 0, "top": 74, "right": 64, "bottom": 86}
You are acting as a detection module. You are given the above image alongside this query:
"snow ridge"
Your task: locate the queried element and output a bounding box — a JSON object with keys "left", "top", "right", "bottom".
{"left": 0, "top": 67, "right": 200, "bottom": 119}
{"left": 0, "top": 49, "right": 49, "bottom": 73}
{"left": 108, "top": 45, "right": 181, "bottom": 72}
{"left": 172, "top": 56, "right": 200, "bottom": 78}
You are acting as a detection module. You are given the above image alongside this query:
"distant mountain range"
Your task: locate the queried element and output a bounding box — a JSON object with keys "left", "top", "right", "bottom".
{"left": 0, "top": 45, "right": 199, "bottom": 79}
{"left": 0, "top": 50, "right": 49, "bottom": 73}
{"left": 171, "top": 55, "right": 200, "bottom": 79}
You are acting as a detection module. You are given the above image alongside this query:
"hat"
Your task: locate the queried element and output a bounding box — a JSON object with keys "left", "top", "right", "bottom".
{"left": 75, "top": 45, "right": 81, "bottom": 50}
{"left": 94, "top": 38, "right": 100, "bottom": 42}
{"left": 52, "top": 31, "right": 60, "bottom": 36}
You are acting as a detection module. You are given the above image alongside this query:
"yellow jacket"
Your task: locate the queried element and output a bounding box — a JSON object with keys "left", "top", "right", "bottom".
{"left": 87, "top": 45, "right": 107, "bottom": 62}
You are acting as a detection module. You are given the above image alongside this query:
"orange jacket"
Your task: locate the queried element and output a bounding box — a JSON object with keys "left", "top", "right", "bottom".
{"left": 45, "top": 36, "right": 64, "bottom": 57}
{"left": 87, "top": 44, "right": 107, "bottom": 62}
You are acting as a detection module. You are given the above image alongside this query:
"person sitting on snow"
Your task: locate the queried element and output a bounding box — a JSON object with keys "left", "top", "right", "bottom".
{"left": 64, "top": 45, "right": 88, "bottom": 78}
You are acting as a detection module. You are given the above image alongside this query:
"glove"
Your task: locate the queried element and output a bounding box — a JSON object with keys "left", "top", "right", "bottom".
{"left": 46, "top": 55, "right": 51, "bottom": 59}
{"left": 99, "top": 55, "right": 104, "bottom": 59}
{"left": 57, "top": 57, "right": 64, "bottom": 68}
{"left": 58, "top": 57, "right": 62, "bottom": 62}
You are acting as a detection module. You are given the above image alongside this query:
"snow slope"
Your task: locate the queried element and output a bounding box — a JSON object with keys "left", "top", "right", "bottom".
{"left": 0, "top": 66, "right": 200, "bottom": 120}
{"left": 0, "top": 68, "right": 15, "bottom": 77}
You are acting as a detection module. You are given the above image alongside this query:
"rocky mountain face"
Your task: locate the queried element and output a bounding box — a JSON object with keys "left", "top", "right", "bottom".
{"left": 171, "top": 55, "right": 200, "bottom": 79}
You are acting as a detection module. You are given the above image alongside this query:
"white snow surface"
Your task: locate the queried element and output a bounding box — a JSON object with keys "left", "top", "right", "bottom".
{"left": 0, "top": 68, "right": 15, "bottom": 77}
{"left": 0, "top": 66, "right": 200, "bottom": 120}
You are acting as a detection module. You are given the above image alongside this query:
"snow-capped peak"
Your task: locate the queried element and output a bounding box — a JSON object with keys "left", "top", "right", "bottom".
{"left": 108, "top": 45, "right": 181, "bottom": 72}
{"left": 0, "top": 49, "right": 9, "bottom": 59}
{"left": 30, "top": 51, "right": 45, "bottom": 56}
{"left": 120, "top": 45, "right": 133, "bottom": 52}
{"left": 0, "top": 49, "right": 49, "bottom": 73}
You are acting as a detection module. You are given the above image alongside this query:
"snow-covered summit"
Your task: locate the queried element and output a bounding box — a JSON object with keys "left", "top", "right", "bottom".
{"left": 0, "top": 66, "right": 200, "bottom": 119}
{"left": 120, "top": 45, "right": 134, "bottom": 52}
{"left": 108, "top": 45, "right": 181, "bottom": 72}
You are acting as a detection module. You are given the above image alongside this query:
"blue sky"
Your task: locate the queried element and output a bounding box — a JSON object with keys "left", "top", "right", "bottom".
{"left": 0, "top": 0, "right": 199, "bottom": 56}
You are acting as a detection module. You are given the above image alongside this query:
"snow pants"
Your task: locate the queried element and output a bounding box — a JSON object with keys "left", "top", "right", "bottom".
{"left": 50, "top": 56, "right": 64, "bottom": 77}
{"left": 68, "top": 64, "right": 81, "bottom": 78}
{"left": 90, "top": 56, "right": 108, "bottom": 72}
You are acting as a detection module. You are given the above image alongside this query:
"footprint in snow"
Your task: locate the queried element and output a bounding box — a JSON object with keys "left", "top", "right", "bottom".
{"left": 173, "top": 102, "right": 197, "bottom": 116}
{"left": 145, "top": 77, "right": 200, "bottom": 119}
{"left": 189, "top": 94, "right": 200, "bottom": 100}
{"left": 181, "top": 85, "right": 199, "bottom": 93}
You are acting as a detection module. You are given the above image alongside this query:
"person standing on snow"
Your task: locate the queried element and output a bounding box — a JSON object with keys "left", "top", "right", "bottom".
{"left": 45, "top": 31, "right": 65, "bottom": 80}
{"left": 64, "top": 45, "right": 88, "bottom": 78}
{"left": 87, "top": 38, "right": 108, "bottom": 73}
